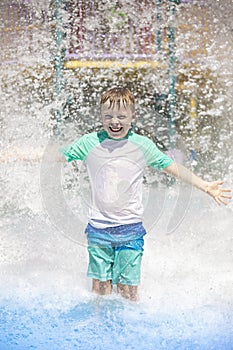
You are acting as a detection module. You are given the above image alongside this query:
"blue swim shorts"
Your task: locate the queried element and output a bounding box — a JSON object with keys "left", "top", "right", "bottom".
{"left": 87, "top": 245, "right": 143, "bottom": 285}
{"left": 85, "top": 222, "right": 146, "bottom": 285}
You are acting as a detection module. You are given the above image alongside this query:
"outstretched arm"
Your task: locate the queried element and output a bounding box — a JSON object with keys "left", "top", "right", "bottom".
{"left": 163, "top": 162, "right": 232, "bottom": 206}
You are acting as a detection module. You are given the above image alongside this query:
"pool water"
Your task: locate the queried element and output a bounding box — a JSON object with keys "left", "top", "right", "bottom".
{"left": 1, "top": 182, "right": 233, "bottom": 350}
{"left": 1, "top": 297, "right": 233, "bottom": 350}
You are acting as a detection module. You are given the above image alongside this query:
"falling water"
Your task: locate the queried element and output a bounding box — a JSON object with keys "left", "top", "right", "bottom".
{"left": 0, "top": 1, "right": 233, "bottom": 349}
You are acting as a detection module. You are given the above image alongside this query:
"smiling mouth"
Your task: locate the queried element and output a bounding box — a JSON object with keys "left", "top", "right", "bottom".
{"left": 109, "top": 126, "right": 123, "bottom": 133}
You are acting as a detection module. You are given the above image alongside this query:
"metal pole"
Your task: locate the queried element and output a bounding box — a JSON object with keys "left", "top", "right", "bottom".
{"left": 54, "top": 0, "right": 63, "bottom": 127}
{"left": 156, "top": 0, "right": 162, "bottom": 53}
{"left": 167, "top": 0, "right": 180, "bottom": 149}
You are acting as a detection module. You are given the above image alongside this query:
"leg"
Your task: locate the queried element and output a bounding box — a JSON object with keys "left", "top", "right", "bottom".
{"left": 92, "top": 278, "right": 112, "bottom": 296}
{"left": 117, "top": 283, "right": 138, "bottom": 301}
{"left": 113, "top": 247, "right": 143, "bottom": 301}
{"left": 87, "top": 245, "right": 115, "bottom": 295}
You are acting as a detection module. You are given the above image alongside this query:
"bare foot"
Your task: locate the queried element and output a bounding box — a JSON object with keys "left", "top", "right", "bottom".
{"left": 117, "top": 284, "right": 138, "bottom": 301}
{"left": 92, "top": 279, "right": 112, "bottom": 295}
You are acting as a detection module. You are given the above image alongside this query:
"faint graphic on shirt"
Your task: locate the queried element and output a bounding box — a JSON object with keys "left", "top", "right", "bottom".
{"left": 94, "top": 158, "right": 141, "bottom": 213}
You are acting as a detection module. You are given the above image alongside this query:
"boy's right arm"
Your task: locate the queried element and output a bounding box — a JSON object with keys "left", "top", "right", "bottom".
{"left": 163, "top": 162, "right": 232, "bottom": 206}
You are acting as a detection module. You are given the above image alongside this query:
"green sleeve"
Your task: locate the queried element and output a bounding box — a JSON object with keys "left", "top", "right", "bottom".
{"left": 60, "top": 132, "right": 101, "bottom": 162}
{"left": 131, "top": 133, "right": 174, "bottom": 171}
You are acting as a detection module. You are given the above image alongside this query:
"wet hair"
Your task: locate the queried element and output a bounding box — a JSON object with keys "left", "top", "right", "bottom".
{"left": 100, "top": 87, "right": 135, "bottom": 112}
{"left": 98, "top": 87, "right": 167, "bottom": 151}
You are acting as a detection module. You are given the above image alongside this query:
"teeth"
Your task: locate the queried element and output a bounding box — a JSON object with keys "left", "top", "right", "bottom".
{"left": 110, "top": 127, "right": 122, "bottom": 132}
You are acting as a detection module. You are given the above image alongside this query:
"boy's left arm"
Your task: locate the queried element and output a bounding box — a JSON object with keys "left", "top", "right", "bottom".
{"left": 163, "top": 162, "right": 232, "bottom": 206}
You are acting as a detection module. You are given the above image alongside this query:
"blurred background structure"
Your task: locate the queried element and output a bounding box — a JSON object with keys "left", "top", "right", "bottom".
{"left": 1, "top": 0, "right": 233, "bottom": 176}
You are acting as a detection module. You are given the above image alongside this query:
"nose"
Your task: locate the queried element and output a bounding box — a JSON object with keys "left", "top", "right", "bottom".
{"left": 111, "top": 116, "right": 120, "bottom": 124}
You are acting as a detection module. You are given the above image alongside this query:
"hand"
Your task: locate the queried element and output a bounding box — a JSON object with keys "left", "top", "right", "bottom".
{"left": 205, "top": 181, "right": 232, "bottom": 205}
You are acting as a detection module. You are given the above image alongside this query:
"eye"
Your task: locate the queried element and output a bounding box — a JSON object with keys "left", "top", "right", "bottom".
{"left": 104, "top": 115, "right": 113, "bottom": 120}
{"left": 118, "top": 115, "right": 126, "bottom": 120}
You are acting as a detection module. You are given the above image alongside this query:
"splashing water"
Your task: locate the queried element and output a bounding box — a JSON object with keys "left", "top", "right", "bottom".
{"left": 0, "top": 1, "right": 233, "bottom": 349}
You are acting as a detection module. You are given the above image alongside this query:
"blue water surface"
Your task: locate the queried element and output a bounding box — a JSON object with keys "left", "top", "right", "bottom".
{"left": 0, "top": 298, "right": 232, "bottom": 350}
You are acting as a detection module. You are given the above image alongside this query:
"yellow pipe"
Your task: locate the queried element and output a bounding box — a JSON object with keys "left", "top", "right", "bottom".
{"left": 190, "top": 95, "right": 198, "bottom": 138}
{"left": 190, "top": 96, "right": 197, "bottom": 120}
{"left": 2, "top": 25, "right": 41, "bottom": 32}
{"left": 64, "top": 60, "right": 164, "bottom": 69}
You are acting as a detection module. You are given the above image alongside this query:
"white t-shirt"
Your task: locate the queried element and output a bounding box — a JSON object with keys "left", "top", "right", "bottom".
{"left": 62, "top": 130, "right": 173, "bottom": 228}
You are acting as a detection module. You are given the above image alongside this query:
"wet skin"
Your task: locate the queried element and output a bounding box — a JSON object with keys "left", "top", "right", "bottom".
{"left": 101, "top": 101, "right": 135, "bottom": 139}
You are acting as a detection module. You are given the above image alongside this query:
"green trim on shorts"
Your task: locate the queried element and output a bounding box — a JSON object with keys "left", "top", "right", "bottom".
{"left": 87, "top": 245, "right": 143, "bottom": 286}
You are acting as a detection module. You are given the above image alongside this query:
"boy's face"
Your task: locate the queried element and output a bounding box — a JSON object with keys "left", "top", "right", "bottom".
{"left": 101, "top": 101, "right": 135, "bottom": 139}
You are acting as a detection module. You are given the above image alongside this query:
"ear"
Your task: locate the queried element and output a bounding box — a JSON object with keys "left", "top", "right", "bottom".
{"left": 132, "top": 112, "right": 136, "bottom": 122}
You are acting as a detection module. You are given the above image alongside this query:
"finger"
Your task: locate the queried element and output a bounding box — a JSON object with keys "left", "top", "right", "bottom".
{"left": 221, "top": 188, "right": 232, "bottom": 193}
{"left": 220, "top": 199, "right": 229, "bottom": 206}
{"left": 214, "top": 197, "right": 222, "bottom": 206}
{"left": 213, "top": 193, "right": 230, "bottom": 205}
{"left": 215, "top": 197, "right": 227, "bottom": 205}
{"left": 216, "top": 180, "right": 224, "bottom": 185}
{"left": 220, "top": 194, "right": 232, "bottom": 199}
{"left": 218, "top": 195, "right": 231, "bottom": 205}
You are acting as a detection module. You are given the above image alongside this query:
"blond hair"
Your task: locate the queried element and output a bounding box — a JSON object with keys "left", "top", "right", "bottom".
{"left": 100, "top": 87, "right": 135, "bottom": 112}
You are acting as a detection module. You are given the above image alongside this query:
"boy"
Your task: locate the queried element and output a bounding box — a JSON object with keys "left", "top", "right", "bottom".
{"left": 62, "top": 87, "right": 231, "bottom": 301}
